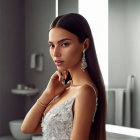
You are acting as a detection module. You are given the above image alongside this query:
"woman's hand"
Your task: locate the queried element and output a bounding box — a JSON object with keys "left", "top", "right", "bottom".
{"left": 21, "top": 70, "right": 71, "bottom": 134}
{"left": 43, "top": 70, "right": 71, "bottom": 97}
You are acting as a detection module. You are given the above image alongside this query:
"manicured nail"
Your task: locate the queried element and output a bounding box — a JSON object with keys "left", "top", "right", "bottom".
{"left": 65, "top": 74, "right": 67, "bottom": 80}
{"left": 62, "top": 79, "right": 65, "bottom": 85}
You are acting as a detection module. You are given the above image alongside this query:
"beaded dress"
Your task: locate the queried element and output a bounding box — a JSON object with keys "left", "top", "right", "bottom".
{"left": 41, "top": 85, "right": 98, "bottom": 140}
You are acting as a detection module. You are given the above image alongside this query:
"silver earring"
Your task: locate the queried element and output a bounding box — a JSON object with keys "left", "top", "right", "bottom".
{"left": 81, "top": 50, "right": 87, "bottom": 71}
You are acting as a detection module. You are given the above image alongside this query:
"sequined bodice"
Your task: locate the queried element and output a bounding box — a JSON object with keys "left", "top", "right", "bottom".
{"left": 41, "top": 89, "right": 98, "bottom": 140}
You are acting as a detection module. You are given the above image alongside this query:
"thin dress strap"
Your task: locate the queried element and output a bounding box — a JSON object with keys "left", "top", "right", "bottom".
{"left": 85, "top": 84, "right": 98, "bottom": 98}
{"left": 85, "top": 84, "right": 98, "bottom": 122}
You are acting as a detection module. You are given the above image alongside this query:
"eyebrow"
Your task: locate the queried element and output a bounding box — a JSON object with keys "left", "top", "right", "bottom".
{"left": 48, "top": 38, "right": 72, "bottom": 44}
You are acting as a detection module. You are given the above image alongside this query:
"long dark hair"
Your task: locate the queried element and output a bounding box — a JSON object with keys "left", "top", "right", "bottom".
{"left": 49, "top": 13, "right": 106, "bottom": 140}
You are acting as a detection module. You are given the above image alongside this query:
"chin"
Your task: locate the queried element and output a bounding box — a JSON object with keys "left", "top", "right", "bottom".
{"left": 57, "top": 66, "right": 67, "bottom": 72}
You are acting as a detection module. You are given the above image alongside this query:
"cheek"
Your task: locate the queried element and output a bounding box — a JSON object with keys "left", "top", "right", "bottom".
{"left": 66, "top": 47, "right": 82, "bottom": 63}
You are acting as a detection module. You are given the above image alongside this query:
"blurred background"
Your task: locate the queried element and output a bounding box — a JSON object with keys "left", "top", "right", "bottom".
{"left": 0, "top": 0, "right": 140, "bottom": 139}
{"left": 0, "top": 0, "right": 56, "bottom": 137}
{"left": 108, "top": 0, "right": 140, "bottom": 129}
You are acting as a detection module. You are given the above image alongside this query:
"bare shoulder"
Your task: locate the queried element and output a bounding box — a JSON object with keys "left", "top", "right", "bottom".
{"left": 77, "top": 84, "right": 98, "bottom": 99}
{"left": 74, "top": 84, "right": 98, "bottom": 110}
{"left": 72, "top": 84, "right": 98, "bottom": 121}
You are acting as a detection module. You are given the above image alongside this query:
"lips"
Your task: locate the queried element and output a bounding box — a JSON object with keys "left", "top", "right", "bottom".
{"left": 54, "top": 60, "right": 64, "bottom": 66}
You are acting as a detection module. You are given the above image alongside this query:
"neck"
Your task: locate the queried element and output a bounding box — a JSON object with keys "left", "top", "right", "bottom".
{"left": 68, "top": 63, "right": 93, "bottom": 86}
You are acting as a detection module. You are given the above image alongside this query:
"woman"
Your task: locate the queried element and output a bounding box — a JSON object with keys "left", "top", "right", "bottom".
{"left": 21, "top": 13, "right": 106, "bottom": 140}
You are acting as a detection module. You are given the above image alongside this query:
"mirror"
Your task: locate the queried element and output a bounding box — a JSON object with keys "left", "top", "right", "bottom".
{"left": 108, "top": 0, "right": 140, "bottom": 130}
{"left": 58, "top": 0, "right": 140, "bottom": 130}
{"left": 57, "top": 0, "right": 140, "bottom": 138}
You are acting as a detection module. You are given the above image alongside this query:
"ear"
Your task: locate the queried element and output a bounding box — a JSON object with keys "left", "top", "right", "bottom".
{"left": 82, "top": 38, "right": 90, "bottom": 51}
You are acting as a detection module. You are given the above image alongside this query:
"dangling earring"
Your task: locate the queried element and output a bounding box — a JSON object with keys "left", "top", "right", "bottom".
{"left": 81, "top": 50, "right": 87, "bottom": 71}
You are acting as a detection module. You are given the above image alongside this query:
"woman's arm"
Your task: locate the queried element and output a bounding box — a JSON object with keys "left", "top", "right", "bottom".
{"left": 21, "top": 70, "right": 70, "bottom": 134}
{"left": 70, "top": 85, "right": 98, "bottom": 140}
{"left": 21, "top": 90, "right": 54, "bottom": 134}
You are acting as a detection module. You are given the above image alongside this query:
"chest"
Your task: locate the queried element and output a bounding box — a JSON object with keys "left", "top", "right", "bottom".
{"left": 44, "top": 87, "right": 78, "bottom": 115}
{"left": 41, "top": 97, "right": 76, "bottom": 139}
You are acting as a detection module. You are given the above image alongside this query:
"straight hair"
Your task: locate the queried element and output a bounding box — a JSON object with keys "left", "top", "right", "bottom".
{"left": 49, "top": 13, "right": 106, "bottom": 140}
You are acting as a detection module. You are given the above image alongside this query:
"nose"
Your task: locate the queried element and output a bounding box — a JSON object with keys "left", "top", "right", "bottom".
{"left": 53, "top": 45, "right": 61, "bottom": 57}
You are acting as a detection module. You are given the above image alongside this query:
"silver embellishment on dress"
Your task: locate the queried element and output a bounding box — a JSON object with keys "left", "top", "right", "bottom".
{"left": 92, "top": 97, "right": 98, "bottom": 122}
{"left": 41, "top": 91, "right": 98, "bottom": 140}
{"left": 41, "top": 97, "right": 76, "bottom": 140}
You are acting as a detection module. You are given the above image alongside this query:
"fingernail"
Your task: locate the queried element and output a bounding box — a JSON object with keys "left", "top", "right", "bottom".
{"left": 67, "top": 80, "right": 72, "bottom": 84}
{"left": 65, "top": 74, "right": 67, "bottom": 80}
{"left": 59, "top": 76, "right": 61, "bottom": 81}
{"left": 62, "top": 79, "right": 65, "bottom": 85}
{"left": 63, "top": 71, "right": 66, "bottom": 74}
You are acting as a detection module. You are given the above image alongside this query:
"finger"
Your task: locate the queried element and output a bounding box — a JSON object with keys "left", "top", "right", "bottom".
{"left": 57, "top": 71, "right": 62, "bottom": 81}
{"left": 67, "top": 80, "right": 72, "bottom": 84}
{"left": 64, "top": 71, "right": 68, "bottom": 80}
{"left": 64, "top": 81, "right": 71, "bottom": 88}
{"left": 62, "top": 70, "right": 67, "bottom": 80}
{"left": 62, "top": 79, "right": 65, "bottom": 86}
{"left": 66, "top": 71, "right": 68, "bottom": 76}
{"left": 51, "top": 71, "right": 59, "bottom": 80}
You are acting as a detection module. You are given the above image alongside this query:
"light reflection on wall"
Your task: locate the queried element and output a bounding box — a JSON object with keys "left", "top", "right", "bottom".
{"left": 56, "top": 0, "right": 58, "bottom": 17}
{"left": 79, "top": 0, "right": 108, "bottom": 87}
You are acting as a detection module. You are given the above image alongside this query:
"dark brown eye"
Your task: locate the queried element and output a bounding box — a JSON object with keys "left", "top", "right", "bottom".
{"left": 61, "top": 42, "right": 70, "bottom": 47}
{"left": 49, "top": 44, "right": 55, "bottom": 48}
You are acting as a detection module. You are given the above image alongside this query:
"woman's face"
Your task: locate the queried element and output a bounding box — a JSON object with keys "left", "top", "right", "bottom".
{"left": 48, "top": 27, "right": 84, "bottom": 72}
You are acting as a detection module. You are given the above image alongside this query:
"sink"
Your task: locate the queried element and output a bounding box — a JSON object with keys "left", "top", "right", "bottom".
{"left": 11, "top": 88, "right": 39, "bottom": 96}
{"left": 106, "top": 124, "right": 140, "bottom": 139}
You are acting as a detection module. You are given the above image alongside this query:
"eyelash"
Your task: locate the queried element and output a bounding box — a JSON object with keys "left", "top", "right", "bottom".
{"left": 49, "top": 44, "right": 55, "bottom": 48}
{"left": 49, "top": 42, "right": 70, "bottom": 48}
{"left": 61, "top": 42, "right": 70, "bottom": 47}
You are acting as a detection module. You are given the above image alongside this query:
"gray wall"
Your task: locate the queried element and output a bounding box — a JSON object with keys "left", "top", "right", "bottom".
{"left": 24, "top": 0, "right": 79, "bottom": 112}
{"left": 0, "top": 0, "right": 79, "bottom": 136}
{"left": 58, "top": 0, "right": 78, "bottom": 15}
{"left": 109, "top": 0, "right": 127, "bottom": 88}
{"left": 109, "top": 0, "right": 140, "bottom": 128}
{"left": 24, "top": 0, "right": 56, "bottom": 112}
{"left": 0, "top": 0, "right": 25, "bottom": 136}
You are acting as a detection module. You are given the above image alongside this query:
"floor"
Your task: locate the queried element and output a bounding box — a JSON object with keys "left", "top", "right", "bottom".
{"left": 0, "top": 136, "right": 16, "bottom": 140}
{"left": 0, "top": 133, "right": 139, "bottom": 140}
{"left": 106, "top": 132, "right": 139, "bottom": 140}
